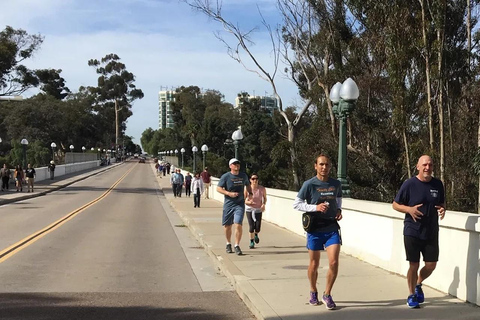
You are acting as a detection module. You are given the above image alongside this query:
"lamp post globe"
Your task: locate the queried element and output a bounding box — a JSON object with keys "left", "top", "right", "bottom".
{"left": 192, "top": 146, "right": 198, "bottom": 173}
{"left": 21, "top": 138, "right": 29, "bottom": 168}
{"left": 232, "top": 129, "right": 243, "bottom": 160}
{"left": 201, "top": 144, "right": 208, "bottom": 169}
{"left": 91, "top": 147, "right": 94, "bottom": 151}
{"left": 330, "top": 77, "right": 359, "bottom": 197}
{"left": 180, "top": 148, "right": 185, "bottom": 168}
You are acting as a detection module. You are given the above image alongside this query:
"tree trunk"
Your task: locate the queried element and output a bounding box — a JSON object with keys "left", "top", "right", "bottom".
{"left": 287, "top": 123, "right": 300, "bottom": 190}
{"left": 115, "top": 99, "right": 119, "bottom": 152}
{"left": 437, "top": 3, "right": 446, "bottom": 183}
{"left": 419, "top": 0, "right": 434, "bottom": 151}
{"left": 403, "top": 127, "right": 411, "bottom": 178}
{"left": 467, "top": 0, "right": 472, "bottom": 67}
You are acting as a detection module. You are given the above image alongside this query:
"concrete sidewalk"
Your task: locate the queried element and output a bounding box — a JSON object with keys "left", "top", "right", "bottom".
{"left": 155, "top": 171, "right": 479, "bottom": 319}
{"left": 0, "top": 163, "right": 122, "bottom": 206}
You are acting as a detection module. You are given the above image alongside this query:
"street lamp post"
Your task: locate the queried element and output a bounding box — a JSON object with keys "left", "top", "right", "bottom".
{"left": 232, "top": 129, "right": 243, "bottom": 160}
{"left": 21, "top": 138, "right": 28, "bottom": 168}
{"left": 69, "top": 145, "right": 74, "bottom": 164}
{"left": 82, "top": 146, "right": 86, "bottom": 163}
{"left": 201, "top": 144, "right": 208, "bottom": 169}
{"left": 192, "top": 146, "right": 198, "bottom": 173}
{"left": 50, "top": 142, "right": 56, "bottom": 162}
{"left": 175, "top": 149, "right": 178, "bottom": 166}
{"left": 329, "top": 77, "right": 359, "bottom": 197}
{"left": 180, "top": 148, "right": 185, "bottom": 168}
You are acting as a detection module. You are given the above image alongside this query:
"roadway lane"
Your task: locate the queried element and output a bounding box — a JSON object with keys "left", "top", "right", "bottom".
{"left": 0, "top": 161, "right": 254, "bottom": 319}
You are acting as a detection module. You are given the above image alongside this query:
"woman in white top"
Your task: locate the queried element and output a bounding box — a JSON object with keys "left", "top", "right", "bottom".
{"left": 191, "top": 172, "right": 205, "bottom": 208}
{"left": 244, "top": 173, "right": 267, "bottom": 249}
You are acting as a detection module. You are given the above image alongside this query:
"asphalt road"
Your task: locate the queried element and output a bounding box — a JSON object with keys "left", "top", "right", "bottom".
{"left": 0, "top": 160, "right": 255, "bottom": 319}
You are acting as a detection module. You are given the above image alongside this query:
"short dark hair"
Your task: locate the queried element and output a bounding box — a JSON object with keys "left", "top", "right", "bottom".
{"left": 314, "top": 154, "right": 330, "bottom": 164}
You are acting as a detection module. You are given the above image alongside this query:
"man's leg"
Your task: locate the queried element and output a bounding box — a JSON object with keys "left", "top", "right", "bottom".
{"left": 324, "top": 244, "right": 340, "bottom": 295}
{"left": 407, "top": 262, "right": 420, "bottom": 294}
{"left": 224, "top": 224, "right": 232, "bottom": 243}
{"left": 234, "top": 223, "right": 243, "bottom": 246}
{"left": 205, "top": 183, "right": 210, "bottom": 199}
{"left": 418, "top": 261, "right": 437, "bottom": 284}
{"left": 308, "top": 250, "right": 321, "bottom": 292}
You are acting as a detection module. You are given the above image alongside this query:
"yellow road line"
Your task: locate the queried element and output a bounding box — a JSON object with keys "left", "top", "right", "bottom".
{"left": 0, "top": 164, "right": 136, "bottom": 263}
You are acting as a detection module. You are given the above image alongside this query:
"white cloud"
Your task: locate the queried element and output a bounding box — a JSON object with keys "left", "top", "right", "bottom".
{"left": 2, "top": 0, "right": 301, "bottom": 145}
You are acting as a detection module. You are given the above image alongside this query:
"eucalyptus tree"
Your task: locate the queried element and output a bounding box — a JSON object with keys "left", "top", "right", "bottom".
{"left": 87, "top": 54, "right": 144, "bottom": 151}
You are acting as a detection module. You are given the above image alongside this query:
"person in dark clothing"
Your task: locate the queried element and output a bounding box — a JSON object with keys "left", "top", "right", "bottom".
{"left": 393, "top": 155, "right": 446, "bottom": 308}
{"left": 1, "top": 164, "right": 11, "bottom": 191}
{"left": 25, "top": 164, "right": 36, "bottom": 193}
{"left": 184, "top": 172, "right": 192, "bottom": 197}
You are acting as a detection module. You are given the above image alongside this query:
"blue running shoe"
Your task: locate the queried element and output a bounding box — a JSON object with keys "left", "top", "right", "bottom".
{"left": 309, "top": 292, "right": 320, "bottom": 305}
{"left": 254, "top": 233, "right": 260, "bottom": 244}
{"left": 407, "top": 294, "right": 420, "bottom": 308}
{"left": 415, "top": 284, "right": 424, "bottom": 303}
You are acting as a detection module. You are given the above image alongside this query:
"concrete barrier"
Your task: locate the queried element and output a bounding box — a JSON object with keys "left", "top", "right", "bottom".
{"left": 182, "top": 171, "right": 480, "bottom": 306}
{"left": 28, "top": 161, "right": 101, "bottom": 182}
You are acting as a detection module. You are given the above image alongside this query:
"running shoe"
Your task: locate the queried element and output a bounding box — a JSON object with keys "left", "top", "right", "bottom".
{"left": 254, "top": 233, "right": 260, "bottom": 244}
{"left": 415, "top": 284, "right": 424, "bottom": 304}
{"left": 226, "top": 244, "right": 233, "bottom": 253}
{"left": 249, "top": 239, "right": 255, "bottom": 249}
{"left": 234, "top": 245, "right": 242, "bottom": 255}
{"left": 309, "top": 291, "right": 320, "bottom": 305}
{"left": 322, "top": 293, "right": 336, "bottom": 310}
{"left": 407, "top": 294, "right": 420, "bottom": 308}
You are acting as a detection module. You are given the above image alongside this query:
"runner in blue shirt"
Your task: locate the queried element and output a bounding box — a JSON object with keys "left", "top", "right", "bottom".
{"left": 393, "top": 155, "right": 446, "bottom": 308}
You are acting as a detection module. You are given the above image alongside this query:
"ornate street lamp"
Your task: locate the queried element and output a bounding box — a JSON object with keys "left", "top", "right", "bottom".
{"left": 21, "top": 138, "right": 28, "bottom": 168}
{"left": 82, "top": 146, "right": 86, "bottom": 153}
{"left": 51, "top": 142, "right": 57, "bottom": 161}
{"left": 330, "top": 77, "right": 359, "bottom": 197}
{"left": 180, "top": 148, "right": 185, "bottom": 168}
{"left": 232, "top": 129, "right": 243, "bottom": 160}
{"left": 201, "top": 144, "right": 208, "bottom": 169}
{"left": 192, "top": 146, "right": 198, "bottom": 173}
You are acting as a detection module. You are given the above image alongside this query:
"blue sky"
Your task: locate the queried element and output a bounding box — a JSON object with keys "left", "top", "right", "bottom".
{"left": 1, "top": 0, "right": 300, "bottom": 146}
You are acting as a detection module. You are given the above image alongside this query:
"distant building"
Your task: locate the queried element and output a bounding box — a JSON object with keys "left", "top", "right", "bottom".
{"left": 158, "top": 89, "right": 176, "bottom": 129}
{"left": 234, "top": 94, "right": 279, "bottom": 115}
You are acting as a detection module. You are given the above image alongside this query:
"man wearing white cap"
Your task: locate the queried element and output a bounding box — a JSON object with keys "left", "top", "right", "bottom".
{"left": 217, "top": 158, "right": 253, "bottom": 255}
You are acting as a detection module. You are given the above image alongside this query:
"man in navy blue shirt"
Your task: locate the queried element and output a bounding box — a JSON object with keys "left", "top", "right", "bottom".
{"left": 393, "top": 155, "right": 446, "bottom": 308}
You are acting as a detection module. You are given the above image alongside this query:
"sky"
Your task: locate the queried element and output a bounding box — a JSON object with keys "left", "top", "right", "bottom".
{"left": 1, "top": 0, "right": 301, "bottom": 146}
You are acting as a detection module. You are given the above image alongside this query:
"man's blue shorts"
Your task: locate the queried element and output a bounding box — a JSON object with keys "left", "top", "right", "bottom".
{"left": 222, "top": 205, "right": 245, "bottom": 226}
{"left": 306, "top": 230, "right": 341, "bottom": 251}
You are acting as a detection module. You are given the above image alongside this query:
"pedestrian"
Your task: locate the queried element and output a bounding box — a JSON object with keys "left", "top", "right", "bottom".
{"left": 155, "top": 162, "right": 160, "bottom": 176}
{"left": 171, "top": 169, "right": 181, "bottom": 197}
{"left": 166, "top": 163, "right": 171, "bottom": 175}
{"left": 162, "top": 164, "right": 167, "bottom": 176}
{"left": 200, "top": 167, "right": 211, "bottom": 199}
{"left": 292, "top": 154, "right": 342, "bottom": 310}
{"left": 176, "top": 169, "right": 184, "bottom": 197}
{"left": 191, "top": 172, "right": 204, "bottom": 208}
{"left": 158, "top": 163, "right": 164, "bottom": 178}
{"left": 1, "top": 164, "right": 11, "bottom": 191}
{"left": 25, "top": 163, "right": 36, "bottom": 193}
{"left": 14, "top": 165, "right": 24, "bottom": 192}
{"left": 48, "top": 160, "right": 56, "bottom": 180}
{"left": 244, "top": 173, "right": 267, "bottom": 249}
{"left": 392, "top": 155, "right": 446, "bottom": 308}
{"left": 184, "top": 172, "right": 192, "bottom": 197}
{"left": 216, "top": 158, "right": 253, "bottom": 256}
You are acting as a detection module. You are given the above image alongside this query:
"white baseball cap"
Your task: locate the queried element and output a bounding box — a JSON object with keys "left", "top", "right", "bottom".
{"left": 229, "top": 158, "right": 240, "bottom": 165}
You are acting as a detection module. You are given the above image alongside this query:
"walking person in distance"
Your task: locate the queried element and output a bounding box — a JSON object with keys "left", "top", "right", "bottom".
{"left": 191, "top": 172, "right": 204, "bottom": 208}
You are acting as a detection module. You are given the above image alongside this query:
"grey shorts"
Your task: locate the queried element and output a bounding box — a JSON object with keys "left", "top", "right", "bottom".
{"left": 222, "top": 205, "right": 245, "bottom": 226}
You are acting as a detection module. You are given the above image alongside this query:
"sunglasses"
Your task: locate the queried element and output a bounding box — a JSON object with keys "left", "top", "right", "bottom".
{"left": 251, "top": 177, "right": 258, "bottom": 180}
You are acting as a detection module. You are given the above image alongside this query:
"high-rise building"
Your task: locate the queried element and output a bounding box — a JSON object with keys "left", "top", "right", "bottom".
{"left": 158, "top": 89, "right": 176, "bottom": 129}
{"left": 234, "top": 94, "right": 279, "bottom": 115}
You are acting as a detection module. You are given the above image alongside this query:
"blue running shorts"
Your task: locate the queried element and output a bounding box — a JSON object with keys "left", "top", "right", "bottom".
{"left": 222, "top": 205, "right": 245, "bottom": 226}
{"left": 306, "top": 230, "right": 341, "bottom": 251}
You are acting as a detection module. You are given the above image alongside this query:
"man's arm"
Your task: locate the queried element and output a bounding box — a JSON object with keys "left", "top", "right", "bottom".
{"left": 392, "top": 201, "right": 424, "bottom": 222}
{"left": 216, "top": 186, "right": 238, "bottom": 198}
{"left": 292, "top": 197, "right": 329, "bottom": 213}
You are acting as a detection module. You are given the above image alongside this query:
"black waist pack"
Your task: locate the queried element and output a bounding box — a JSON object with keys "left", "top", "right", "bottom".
{"left": 302, "top": 212, "right": 336, "bottom": 233}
